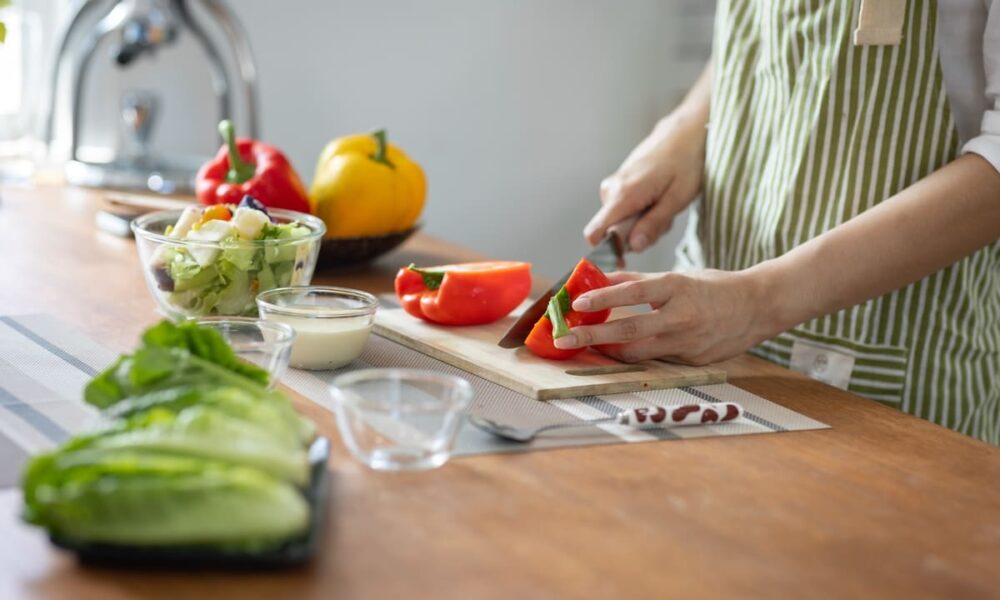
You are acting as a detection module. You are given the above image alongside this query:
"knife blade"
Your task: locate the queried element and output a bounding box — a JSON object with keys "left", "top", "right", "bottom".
{"left": 497, "top": 217, "right": 636, "bottom": 349}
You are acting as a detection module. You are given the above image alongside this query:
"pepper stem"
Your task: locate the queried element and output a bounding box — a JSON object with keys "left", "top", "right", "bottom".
{"left": 547, "top": 287, "right": 572, "bottom": 339}
{"left": 219, "top": 119, "right": 256, "bottom": 184}
{"left": 371, "top": 129, "right": 395, "bottom": 168}
{"left": 408, "top": 264, "right": 445, "bottom": 290}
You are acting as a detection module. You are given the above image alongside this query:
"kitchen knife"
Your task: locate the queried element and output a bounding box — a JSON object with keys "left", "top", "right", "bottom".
{"left": 497, "top": 216, "right": 637, "bottom": 349}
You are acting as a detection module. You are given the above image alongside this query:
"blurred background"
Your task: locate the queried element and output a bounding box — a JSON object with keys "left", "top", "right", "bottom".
{"left": 0, "top": 0, "right": 713, "bottom": 278}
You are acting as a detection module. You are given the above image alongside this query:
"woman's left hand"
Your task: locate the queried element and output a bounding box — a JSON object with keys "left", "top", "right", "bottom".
{"left": 552, "top": 270, "right": 779, "bottom": 365}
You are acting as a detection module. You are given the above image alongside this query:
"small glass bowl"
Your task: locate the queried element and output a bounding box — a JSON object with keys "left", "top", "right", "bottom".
{"left": 327, "top": 369, "right": 473, "bottom": 471}
{"left": 256, "top": 286, "right": 378, "bottom": 371}
{"left": 193, "top": 317, "right": 295, "bottom": 389}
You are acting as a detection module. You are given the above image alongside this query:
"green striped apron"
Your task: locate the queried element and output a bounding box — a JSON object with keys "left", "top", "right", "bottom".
{"left": 677, "top": 0, "right": 1000, "bottom": 443}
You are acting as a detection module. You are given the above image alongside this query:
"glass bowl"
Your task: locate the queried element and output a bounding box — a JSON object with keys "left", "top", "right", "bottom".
{"left": 193, "top": 317, "right": 295, "bottom": 390}
{"left": 256, "top": 286, "right": 378, "bottom": 371}
{"left": 132, "top": 208, "right": 325, "bottom": 319}
{"left": 327, "top": 369, "right": 473, "bottom": 471}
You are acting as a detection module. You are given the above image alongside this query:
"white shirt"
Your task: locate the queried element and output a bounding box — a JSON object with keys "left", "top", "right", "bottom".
{"left": 941, "top": 0, "right": 1000, "bottom": 171}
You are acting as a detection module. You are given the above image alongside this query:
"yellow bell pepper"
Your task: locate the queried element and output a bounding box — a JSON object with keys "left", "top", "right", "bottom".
{"left": 308, "top": 130, "right": 426, "bottom": 238}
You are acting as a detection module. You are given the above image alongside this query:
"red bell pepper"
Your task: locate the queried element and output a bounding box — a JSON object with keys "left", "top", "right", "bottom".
{"left": 395, "top": 261, "right": 532, "bottom": 326}
{"left": 196, "top": 120, "right": 311, "bottom": 214}
{"left": 525, "top": 258, "right": 610, "bottom": 360}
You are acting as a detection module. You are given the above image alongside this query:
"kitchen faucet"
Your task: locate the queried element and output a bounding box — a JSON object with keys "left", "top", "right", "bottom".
{"left": 44, "top": 0, "right": 258, "bottom": 194}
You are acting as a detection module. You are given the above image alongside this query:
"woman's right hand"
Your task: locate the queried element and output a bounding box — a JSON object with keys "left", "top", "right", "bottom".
{"left": 584, "top": 64, "right": 713, "bottom": 252}
{"left": 584, "top": 113, "right": 708, "bottom": 253}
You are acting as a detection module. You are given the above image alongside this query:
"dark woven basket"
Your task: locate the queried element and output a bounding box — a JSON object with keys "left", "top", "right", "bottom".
{"left": 317, "top": 225, "right": 419, "bottom": 268}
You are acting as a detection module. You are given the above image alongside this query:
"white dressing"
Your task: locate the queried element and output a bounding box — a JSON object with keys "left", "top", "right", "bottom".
{"left": 265, "top": 311, "right": 372, "bottom": 370}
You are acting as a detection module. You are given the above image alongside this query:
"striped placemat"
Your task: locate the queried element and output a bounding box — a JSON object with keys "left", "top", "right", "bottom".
{"left": 283, "top": 334, "right": 829, "bottom": 456}
{"left": 0, "top": 315, "right": 108, "bottom": 487}
{"left": 0, "top": 314, "right": 829, "bottom": 486}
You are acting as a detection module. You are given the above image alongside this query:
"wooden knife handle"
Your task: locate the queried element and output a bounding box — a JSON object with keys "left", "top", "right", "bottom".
{"left": 606, "top": 215, "right": 640, "bottom": 252}
{"left": 603, "top": 215, "right": 639, "bottom": 269}
{"left": 616, "top": 403, "right": 743, "bottom": 427}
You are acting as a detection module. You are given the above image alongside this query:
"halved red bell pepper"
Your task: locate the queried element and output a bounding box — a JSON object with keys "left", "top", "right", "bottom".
{"left": 196, "top": 120, "right": 311, "bottom": 214}
{"left": 395, "top": 261, "right": 532, "bottom": 326}
{"left": 525, "top": 258, "right": 610, "bottom": 360}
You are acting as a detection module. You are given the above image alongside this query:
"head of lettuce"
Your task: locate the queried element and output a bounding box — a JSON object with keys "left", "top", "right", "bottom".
{"left": 21, "top": 320, "right": 316, "bottom": 550}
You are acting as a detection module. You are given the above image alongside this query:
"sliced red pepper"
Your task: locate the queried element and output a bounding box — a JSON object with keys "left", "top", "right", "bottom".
{"left": 524, "top": 314, "right": 591, "bottom": 360}
{"left": 196, "top": 120, "right": 311, "bottom": 214}
{"left": 561, "top": 258, "right": 611, "bottom": 326}
{"left": 525, "top": 258, "right": 611, "bottom": 360}
{"left": 395, "top": 261, "right": 532, "bottom": 326}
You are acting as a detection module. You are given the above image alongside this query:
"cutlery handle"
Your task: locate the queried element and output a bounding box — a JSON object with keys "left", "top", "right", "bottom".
{"left": 606, "top": 215, "right": 640, "bottom": 249}
{"left": 616, "top": 403, "right": 743, "bottom": 428}
{"left": 604, "top": 215, "right": 640, "bottom": 269}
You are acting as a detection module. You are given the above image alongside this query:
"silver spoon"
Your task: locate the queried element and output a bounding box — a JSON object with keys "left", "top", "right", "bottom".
{"left": 468, "top": 402, "right": 743, "bottom": 443}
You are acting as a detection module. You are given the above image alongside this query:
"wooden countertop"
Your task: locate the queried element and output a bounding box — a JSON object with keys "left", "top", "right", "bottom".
{"left": 1, "top": 183, "right": 997, "bottom": 600}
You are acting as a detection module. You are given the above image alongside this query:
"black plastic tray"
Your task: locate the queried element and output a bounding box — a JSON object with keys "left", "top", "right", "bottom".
{"left": 51, "top": 437, "right": 331, "bottom": 569}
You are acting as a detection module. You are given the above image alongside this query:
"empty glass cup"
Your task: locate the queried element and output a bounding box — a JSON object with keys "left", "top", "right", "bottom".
{"left": 327, "top": 369, "right": 473, "bottom": 471}
{"left": 194, "top": 317, "right": 295, "bottom": 389}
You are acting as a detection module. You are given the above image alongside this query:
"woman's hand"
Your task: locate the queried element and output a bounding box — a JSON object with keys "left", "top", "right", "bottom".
{"left": 584, "top": 66, "right": 712, "bottom": 253}
{"left": 552, "top": 270, "right": 779, "bottom": 365}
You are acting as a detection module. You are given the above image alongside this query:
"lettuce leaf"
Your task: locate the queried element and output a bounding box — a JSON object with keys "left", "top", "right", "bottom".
{"left": 140, "top": 320, "right": 268, "bottom": 385}
{"left": 157, "top": 221, "right": 312, "bottom": 316}
{"left": 67, "top": 405, "right": 309, "bottom": 485}
{"left": 213, "top": 261, "right": 253, "bottom": 315}
{"left": 84, "top": 346, "right": 312, "bottom": 443}
{"left": 22, "top": 448, "right": 309, "bottom": 548}
{"left": 22, "top": 319, "right": 318, "bottom": 551}
{"left": 105, "top": 385, "right": 305, "bottom": 452}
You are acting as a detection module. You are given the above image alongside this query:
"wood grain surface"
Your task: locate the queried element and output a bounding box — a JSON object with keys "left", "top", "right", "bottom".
{"left": 375, "top": 307, "right": 726, "bottom": 399}
{"left": 1, "top": 183, "right": 998, "bottom": 600}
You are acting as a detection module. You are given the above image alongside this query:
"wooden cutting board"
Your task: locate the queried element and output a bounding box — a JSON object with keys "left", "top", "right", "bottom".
{"left": 373, "top": 307, "right": 726, "bottom": 400}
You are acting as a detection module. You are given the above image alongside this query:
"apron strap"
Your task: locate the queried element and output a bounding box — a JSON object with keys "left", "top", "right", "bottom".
{"left": 854, "top": 0, "right": 907, "bottom": 46}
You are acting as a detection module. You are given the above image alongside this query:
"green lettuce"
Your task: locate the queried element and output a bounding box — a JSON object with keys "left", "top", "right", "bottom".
{"left": 61, "top": 405, "right": 308, "bottom": 485}
{"left": 85, "top": 347, "right": 312, "bottom": 443}
{"left": 105, "top": 385, "right": 304, "bottom": 450}
{"left": 141, "top": 319, "right": 268, "bottom": 384}
{"left": 86, "top": 320, "right": 266, "bottom": 402}
{"left": 22, "top": 448, "right": 309, "bottom": 548}
{"left": 21, "top": 320, "right": 318, "bottom": 551}
{"left": 157, "top": 221, "right": 312, "bottom": 317}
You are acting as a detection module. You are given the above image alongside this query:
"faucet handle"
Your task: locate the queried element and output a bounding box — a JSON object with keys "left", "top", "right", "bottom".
{"left": 121, "top": 90, "right": 160, "bottom": 159}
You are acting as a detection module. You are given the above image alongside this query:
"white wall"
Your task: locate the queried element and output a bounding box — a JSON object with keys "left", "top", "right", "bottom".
{"left": 68, "top": 0, "right": 715, "bottom": 278}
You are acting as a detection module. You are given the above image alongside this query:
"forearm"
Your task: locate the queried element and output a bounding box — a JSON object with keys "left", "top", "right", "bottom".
{"left": 658, "top": 62, "right": 712, "bottom": 137}
{"left": 622, "top": 63, "right": 712, "bottom": 166}
{"left": 752, "top": 153, "right": 1000, "bottom": 335}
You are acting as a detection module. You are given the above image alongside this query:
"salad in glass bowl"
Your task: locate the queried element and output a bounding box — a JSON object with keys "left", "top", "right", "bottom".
{"left": 132, "top": 196, "right": 325, "bottom": 319}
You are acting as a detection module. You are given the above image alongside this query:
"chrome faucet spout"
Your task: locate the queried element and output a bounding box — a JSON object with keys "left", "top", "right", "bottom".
{"left": 44, "top": 0, "right": 258, "bottom": 193}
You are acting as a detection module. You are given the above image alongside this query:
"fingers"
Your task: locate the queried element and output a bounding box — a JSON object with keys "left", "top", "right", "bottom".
{"left": 604, "top": 271, "right": 646, "bottom": 285}
{"left": 573, "top": 275, "right": 673, "bottom": 312}
{"left": 628, "top": 190, "right": 681, "bottom": 252}
{"left": 553, "top": 313, "right": 663, "bottom": 349}
{"left": 584, "top": 176, "right": 651, "bottom": 246}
